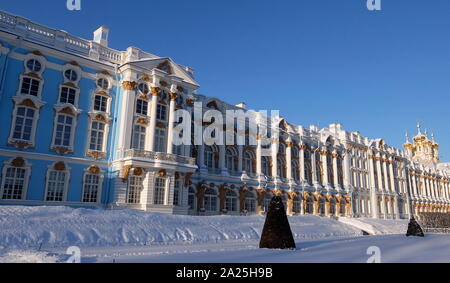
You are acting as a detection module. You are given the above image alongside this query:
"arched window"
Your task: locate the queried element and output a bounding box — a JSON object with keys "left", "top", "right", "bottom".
{"left": 188, "top": 187, "right": 196, "bottom": 210}
{"left": 340, "top": 199, "right": 346, "bottom": 215}
{"left": 319, "top": 197, "right": 326, "bottom": 215}
{"left": 306, "top": 196, "right": 314, "bottom": 214}
{"left": 244, "top": 191, "right": 256, "bottom": 212}
{"left": 225, "top": 148, "right": 237, "bottom": 172}
{"left": 262, "top": 156, "right": 270, "bottom": 176}
{"left": 225, "top": 190, "right": 238, "bottom": 212}
{"left": 244, "top": 151, "right": 254, "bottom": 173}
{"left": 204, "top": 146, "right": 217, "bottom": 169}
{"left": 204, "top": 188, "right": 217, "bottom": 212}
{"left": 293, "top": 195, "right": 301, "bottom": 213}
{"left": 330, "top": 198, "right": 336, "bottom": 215}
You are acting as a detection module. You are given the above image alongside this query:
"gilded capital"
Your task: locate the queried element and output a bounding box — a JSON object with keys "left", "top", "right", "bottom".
{"left": 122, "top": 81, "right": 137, "bottom": 91}
{"left": 169, "top": 92, "right": 178, "bottom": 101}
{"left": 150, "top": 87, "right": 161, "bottom": 96}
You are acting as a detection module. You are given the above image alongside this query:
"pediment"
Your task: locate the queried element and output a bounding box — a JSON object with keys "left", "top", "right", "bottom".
{"left": 130, "top": 58, "right": 199, "bottom": 88}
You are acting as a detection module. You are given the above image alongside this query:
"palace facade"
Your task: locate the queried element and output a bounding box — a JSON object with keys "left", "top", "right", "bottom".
{"left": 0, "top": 10, "right": 449, "bottom": 219}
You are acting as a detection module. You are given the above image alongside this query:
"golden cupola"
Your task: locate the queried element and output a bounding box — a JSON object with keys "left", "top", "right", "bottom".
{"left": 403, "top": 122, "right": 440, "bottom": 164}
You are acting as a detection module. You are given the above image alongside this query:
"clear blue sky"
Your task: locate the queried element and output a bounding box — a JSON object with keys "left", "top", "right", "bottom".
{"left": 2, "top": 0, "right": 449, "bottom": 161}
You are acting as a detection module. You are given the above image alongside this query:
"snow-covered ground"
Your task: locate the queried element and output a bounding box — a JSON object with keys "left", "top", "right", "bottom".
{"left": 1, "top": 206, "right": 446, "bottom": 263}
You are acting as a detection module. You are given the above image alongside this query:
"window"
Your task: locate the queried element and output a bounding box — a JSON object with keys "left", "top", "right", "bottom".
{"left": 306, "top": 196, "right": 314, "bottom": 214}
{"left": 226, "top": 149, "right": 236, "bottom": 172}
{"left": 59, "top": 87, "right": 76, "bottom": 105}
{"left": 293, "top": 196, "right": 301, "bottom": 213}
{"left": 97, "top": 78, "right": 109, "bottom": 90}
{"left": 89, "top": 121, "right": 105, "bottom": 151}
{"left": 127, "top": 176, "right": 143, "bottom": 204}
{"left": 53, "top": 114, "right": 73, "bottom": 147}
{"left": 26, "top": 59, "right": 41, "bottom": 72}
{"left": 204, "top": 146, "right": 215, "bottom": 169}
{"left": 20, "top": 77, "right": 40, "bottom": 96}
{"left": 319, "top": 198, "right": 325, "bottom": 214}
{"left": 156, "top": 104, "right": 167, "bottom": 120}
{"left": 46, "top": 170, "right": 67, "bottom": 202}
{"left": 244, "top": 192, "right": 256, "bottom": 212}
{"left": 94, "top": 95, "right": 108, "bottom": 112}
{"left": 244, "top": 152, "right": 253, "bottom": 173}
{"left": 64, "top": 69, "right": 78, "bottom": 82}
{"left": 1, "top": 167, "right": 26, "bottom": 200}
{"left": 204, "top": 188, "right": 217, "bottom": 212}
{"left": 225, "top": 190, "right": 238, "bottom": 212}
{"left": 154, "top": 129, "right": 166, "bottom": 153}
{"left": 188, "top": 187, "right": 196, "bottom": 210}
{"left": 83, "top": 173, "right": 101, "bottom": 203}
{"left": 132, "top": 125, "right": 146, "bottom": 150}
{"left": 154, "top": 177, "right": 166, "bottom": 205}
{"left": 136, "top": 99, "right": 148, "bottom": 115}
{"left": 173, "top": 179, "right": 181, "bottom": 206}
{"left": 12, "top": 107, "right": 35, "bottom": 141}
{"left": 138, "top": 83, "right": 149, "bottom": 94}
{"left": 330, "top": 198, "right": 336, "bottom": 215}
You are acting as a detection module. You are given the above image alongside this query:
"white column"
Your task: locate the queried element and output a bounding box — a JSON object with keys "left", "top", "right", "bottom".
{"left": 164, "top": 176, "right": 172, "bottom": 206}
{"left": 389, "top": 159, "right": 396, "bottom": 193}
{"left": 166, "top": 92, "right": 177, "bottom": 154}
{"left": 256, "top": 137, "right": 262, "bottom": 177}
{"left": 311, "top": 149, "right": 318, "bottom": 186}
{"left": 147, "top": 87, "right": 160, "bottom": 151}
{"left": 286, "top": 139, "right": 293, "bottom": 182}
{"left": 368, "top": 154, "right": 378, "bottom": 218}
{"left": 299, "top": 144, "right": 306, "bottom": 184}
{"left": 382, "top": 156, "right": 390, "bottom": 192}
{"left": 343, "top": 145, "right": 352, "bottom": 191}
{"left": 332, "top": 151, "right": 340, "bottom": 189}
{"left": 117, "top": 80, "right": 137, "bottom": 152}
{"left": 321, "top": 148, "right": 329, "bottom": 187}
{"left": 271, "top": 138, "right": 278, "bottom": 181}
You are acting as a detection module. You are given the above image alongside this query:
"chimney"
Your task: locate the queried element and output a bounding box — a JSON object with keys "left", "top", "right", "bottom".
{"left": 93, "top": 26, "right": 110, "bottom": 47}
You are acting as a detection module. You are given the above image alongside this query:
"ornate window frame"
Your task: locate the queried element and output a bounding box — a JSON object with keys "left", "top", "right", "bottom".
{"left": 51, "top": 105, "right": 81, "bottom": 154}
{"left": 9, "top": 52, "right": 47, "bottom": 150}
{"left": 82, "top": 165, "right": 104, "bottom": 203}
{"left": 86, "top": 112, "right": 111, "bottom": 160}
{"left": 8, "top": 98, "right": 45, "bottom": 149}
{"left": 17, "top": 53, "right": 46, "bottom": 99}
{"left": 0, "top": 157, "right": 32, "bottom": 201}
{"left": 86, "top": 73, "right": 113, "bottom": 160}
{"left": 44, "top": 161, "right": 71, "bottom": 202}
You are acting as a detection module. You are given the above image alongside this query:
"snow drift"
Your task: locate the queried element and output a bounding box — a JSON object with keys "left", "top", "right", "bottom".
{"left": 0, "top": 206, "right": 406, "bottom": 251}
